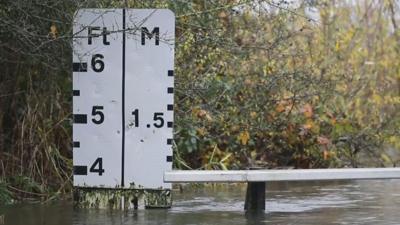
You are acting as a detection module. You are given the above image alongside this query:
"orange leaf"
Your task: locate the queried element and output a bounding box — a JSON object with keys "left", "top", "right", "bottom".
{"left": 323, "top": 150, "right": 329, "bottom": 160}
{"left": 196, "top": 109, "right": 212, "bottom": 121}
{"left": 275, "top": 102, "right": 286, "bottom": 113}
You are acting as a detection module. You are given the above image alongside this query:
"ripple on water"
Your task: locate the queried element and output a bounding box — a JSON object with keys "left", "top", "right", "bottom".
{"left": 172, "top": 197, "right": 244, "bottom": 212}
{"left": 172, "top": 187, "right": 362, "bottom": 214}
{"left": 266, "top": 194, "right": 361, "bottom": 213}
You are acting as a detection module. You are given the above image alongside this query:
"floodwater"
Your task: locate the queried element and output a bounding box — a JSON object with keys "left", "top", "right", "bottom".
{"left": 1, "top": 180, "right": 400, "bottom": 225}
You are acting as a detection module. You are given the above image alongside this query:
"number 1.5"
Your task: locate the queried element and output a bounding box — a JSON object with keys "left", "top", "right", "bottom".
{"left": 131, "top": 109, "right": 165, "bottom": 128}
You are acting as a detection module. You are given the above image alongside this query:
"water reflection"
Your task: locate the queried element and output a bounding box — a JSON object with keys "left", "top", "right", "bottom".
{"left": 0, "top": 201, "right": 72, "bottom": 225}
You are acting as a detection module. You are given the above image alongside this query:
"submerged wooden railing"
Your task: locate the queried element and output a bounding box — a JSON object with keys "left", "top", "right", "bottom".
{"left": 164, "top": 168, "right": 400, "bottom": 211}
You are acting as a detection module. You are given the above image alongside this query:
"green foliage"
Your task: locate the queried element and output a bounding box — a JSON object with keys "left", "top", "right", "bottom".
{"left": 0, "top": 180, "right": 12, "bottom": 205}
{"left": 171, "top": 0, "right": 400, "bottom": 169}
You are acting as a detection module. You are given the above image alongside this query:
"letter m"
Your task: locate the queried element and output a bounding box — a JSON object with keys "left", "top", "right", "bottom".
{"left": 141, "top": 27, "right": 159, "bottom": 45}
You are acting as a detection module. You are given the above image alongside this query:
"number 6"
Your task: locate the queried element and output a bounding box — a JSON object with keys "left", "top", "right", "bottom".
{"left": 91, "top": 54, "right": 104, "bottom": 72}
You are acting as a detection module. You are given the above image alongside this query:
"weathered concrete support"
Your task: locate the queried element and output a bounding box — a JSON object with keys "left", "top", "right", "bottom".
{"left": 73, "top": 187, "right": 171, "bottom": 209}
{"left": 144, "top": 189, "right": 172, "bottom": 209}
{"left": 244, "top": 182, "right": 265, "bottom": 211}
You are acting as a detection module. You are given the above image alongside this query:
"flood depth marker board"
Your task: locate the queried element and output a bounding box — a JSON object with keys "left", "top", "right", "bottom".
{"left": 73, "top": 9, "right": 174, "bottom": 189}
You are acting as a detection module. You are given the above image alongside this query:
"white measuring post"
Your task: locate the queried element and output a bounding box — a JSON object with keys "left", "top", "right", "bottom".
{"left": 72, "top": 8, "right": 174, "bottom": 196}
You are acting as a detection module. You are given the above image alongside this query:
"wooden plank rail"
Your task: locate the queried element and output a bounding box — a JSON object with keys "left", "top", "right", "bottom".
{"left": 164, "top": 168, "right": 400, "bottom": 183}
{"left": 164, "top": 168, "right": 400, "bottom": 211}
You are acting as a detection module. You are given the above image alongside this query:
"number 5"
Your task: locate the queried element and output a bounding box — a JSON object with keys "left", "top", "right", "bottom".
{"left": 153, "top": 112, "right": 164, "bottom": 128}
{"left": 92, "top": 106, "right": 104, "bottom": 124}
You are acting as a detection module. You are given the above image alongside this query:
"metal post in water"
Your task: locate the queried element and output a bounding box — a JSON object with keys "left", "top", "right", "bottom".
{"left": 244, "top": 167, "right": 266, "bottom": 211}
{"left": 244, "top": 182, "right": 266, "bottom": 211}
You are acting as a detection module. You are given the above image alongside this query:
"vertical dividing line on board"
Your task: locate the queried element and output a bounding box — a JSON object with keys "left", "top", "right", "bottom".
{"left": 121, "top": 8, "right": 126, "bottom": 187}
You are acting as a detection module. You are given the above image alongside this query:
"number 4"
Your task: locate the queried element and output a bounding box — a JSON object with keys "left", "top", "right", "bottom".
{"left": 90, "top": 157, "right": 104, "bottom": 176}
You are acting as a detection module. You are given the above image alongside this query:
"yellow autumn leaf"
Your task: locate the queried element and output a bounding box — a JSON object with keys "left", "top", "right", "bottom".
{"left": 220, "top": 153, "right": 232, "bottom": 163}
{"left": 335, "top": 40, "right": 340, "bottom": 51}
{"left": 303, "top": 120, "right": 313, "bottom": 130}
{"left": 381, "top": 153, "right": 392, "bottom": 164}
{"left": 238, "top": 130, "right": 250, "bottom": 145}
{"left": 192, "top": 107, "right": 200, "bottom": 116}
{"left": 250, "top": 150, "right": 257, "bottom": 159}
{"left": 372, "top": 94, "right": 382, "bottom": 104}
{"left": 49, "top": 24, "right": 57, "bottom": 39}
{"left": 196, "top": 127, "right": 206, "bottom": 136}
{"left": 388, "top": 136, "right": 398, "bottom": 144}
{"left": 302, "top": 103, "right": 313, "bottom": 118}
{"left": 263, "top": 65, "right": 273, "bottom": 75}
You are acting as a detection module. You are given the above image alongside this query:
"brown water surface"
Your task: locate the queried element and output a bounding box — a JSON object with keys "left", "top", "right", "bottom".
{"left": 1, "top": 180, "right": 400, "bottom": 225}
